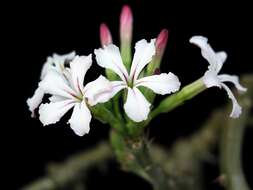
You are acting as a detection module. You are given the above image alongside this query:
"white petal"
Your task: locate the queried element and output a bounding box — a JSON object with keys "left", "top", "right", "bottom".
{"left": 189, "top": 36, "right": 226, "bottom": 73}
{"left": 39, "top": 70, "right": 76, "bottom": 99}
{"left": 41, "top": 57, "right": 55, "bottom": 80}
{"left": 111, "top": 81, "right": 127, "bottom": 97}
{"left": 218, "top": 74, "right": 247, "bottom": 92}
{"left": 130, "top": 39, "right": 156, "bottom": 81}
{"left": 84, "top": 75, "right": 115, "bottom": 106}
{"left": 53, "top": 51, "right": 76, "bottom": 67}
{"left": 39, "top": 99, "right": 75, "bottom": 125}
{"left": 135, "top": 73, "right": 181, "bottom": 95}
{"left": 69, "top": 55, "right": 92, "bottom": 93}
{"left": 203, "top": 70, "right": 222, "bottom": 88}
{"left": 27, "top": 87, "right": 45, "bottom": 117}
{"left": 49, "top": 95, "right": 67, "bottom": 102}
{"left": 41, "top": 51, "right": 76, "bottom": 79}
{"left": 221, "top": 83, "right": 242, "bottom": 118}
{"left": 124, "top": 87, "right": 151, "bottom": 122}
{"left": 94, "top": 44, "right": 129, "bottom": 82}
{"left": 68, "top": 101, "right": 92, "bottom": 136}
{"left": 215, "top": 51, "right": 227, "bottom": 73}
{"left": 216, "top": 51, "right": 227, "bottom": 64}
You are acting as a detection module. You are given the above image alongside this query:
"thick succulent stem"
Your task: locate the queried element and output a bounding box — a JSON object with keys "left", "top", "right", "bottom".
{"left": 220, "top": 75, "right": 252, "bottom": 190}
{"left": 110, "top": 129, "right": 170, "bottom": 190}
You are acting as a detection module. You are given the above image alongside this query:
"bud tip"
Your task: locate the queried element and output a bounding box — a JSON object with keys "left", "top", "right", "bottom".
{"left": 100, "top": 23, "right": 112, "bottom": 46}
{"left": 156, "top": 29, "right": 169, "bottom": 55}
{"left": 120, "top": 5, "right": 133, "bottom": 41}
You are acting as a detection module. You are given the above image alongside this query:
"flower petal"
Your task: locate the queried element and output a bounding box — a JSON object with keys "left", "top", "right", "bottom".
{"left": 203, "top": 70, "right": 222, "bottom": 88}
{"left": 111, "top": 81, "right": 127, "bottom": 97}
{"left": 220, "top": 83, "right": 242, "bottom": 118}
{"left": 124, "top": 87, "right": 151, "bottom": 122}
{"left": 39, "top": 99, "right": 75, "bottom": 125}
{"left": 41, "top": 51, "right": 76, "bottom": 79}
{"left": 49, "top": 95, "right": 67, "bottom": 102}
{"left": 84, "top": 75, "right": 115, "bottom": 106}
{"left": 94, "top": 44, "right": 129, "bottom": 82}
{"left": 53, "top": 51, "right": 76, "bottom": 66}
{"left": 189, "top": 36, "right": 226, "bottom": 73}
{"left": 27, "top": 86, "right": 45, "bottom": 117}
{"left": 69, "top": 55, "right": 92, "bottom": 93}
{"left": 39, "top": 70, "right": 76, "bottom": 99}
{"left": 218, "top": 74, "right": 247, "bottom": 92}
{"left": 135, "top": 73, "right": 181, "bottom": 95}
{"left": 130, "top": 39, "right": 156, "bottom": 81}
{"left": 68, "top": 101, "right": 92, "bottom": 136}
{"left": 216, "top": 51, "right": 227, "bottom": 64}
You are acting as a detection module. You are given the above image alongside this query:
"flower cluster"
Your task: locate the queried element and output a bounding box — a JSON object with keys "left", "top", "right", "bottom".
{"left": 27, "top": 5, "right": 246, "bottom": 136}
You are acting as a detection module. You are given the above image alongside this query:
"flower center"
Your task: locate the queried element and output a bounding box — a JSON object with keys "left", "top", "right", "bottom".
{"left": 127, "top": 79, "right": 134, "bottom": 88}
{"left": 76, "top": 94, "right": 84, "bottom": 102}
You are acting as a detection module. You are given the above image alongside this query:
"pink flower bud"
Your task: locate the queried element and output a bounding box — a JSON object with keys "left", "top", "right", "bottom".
{"left": 156, "top": 29, "right": 169, "bottom": 56}
{"left": 100, "top": 23, "right": 112, "bottom": 46}
{"left": 120, "top": 5, "right": 133, "bottom": 41}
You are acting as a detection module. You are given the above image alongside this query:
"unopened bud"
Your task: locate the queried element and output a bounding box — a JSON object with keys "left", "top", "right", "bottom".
{"left": 120, "top": 5, "right": 133, "bottom": 69}
{"left": 147, "top": 29, "right": 169, "bottom": 76}
{"left": 145, "top": 29, "right": 169, "bottom": 102}
{"left": 120, "top": 5, "right": 133, "bottom": 42}
{"left": 156, "top": 29, "right": 169, "bottom": 57}
{"left": 100, "top": 23, "right": 112, "bottom": 46}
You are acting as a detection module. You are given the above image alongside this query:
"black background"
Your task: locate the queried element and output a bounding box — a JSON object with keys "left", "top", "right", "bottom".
{"left": 3, "top": 0, "right": 253, "bottom": 189}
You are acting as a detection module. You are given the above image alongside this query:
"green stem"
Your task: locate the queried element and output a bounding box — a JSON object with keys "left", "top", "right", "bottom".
{"left": 121, "top": 43, "right": 132, "bottom": 71}
{"left": 110, "top": 129, "right": 170, "bottom": 190}
{"left": 220, "top": 111, "right": 250, "bottom": 190}
{"left": 146, "top": 57, "right": 161, "bottom": 76}
{"left": 143, "top": 78, "right": 206, "bottom": 126}
{"left": 113, "top": 94, "right": 124, "bottom": 121}
{"left": 220, "top": 76, "right": 253, "bottom": 190}
{"left": 90, "top": 104, "right": 124, "bottom": 133}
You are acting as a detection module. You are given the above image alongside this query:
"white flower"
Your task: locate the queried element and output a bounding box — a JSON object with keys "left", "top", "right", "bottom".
{"left": 30, "top": 55, "right": 113, "bottom": 136}
{"left": 190, "top": 36, "right": 247, "bottom": 118}
{"left": 27, "top": 52, "right": 76, "bottom": 117}
{"left": 41, "top": 51, "right": 76, "bottom": 79}
{"left": 95, "top": 39, "right": 181, "bottom": 122}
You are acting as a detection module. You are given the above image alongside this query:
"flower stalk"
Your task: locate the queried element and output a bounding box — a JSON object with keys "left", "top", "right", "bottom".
{"left": 145, "top": 78, "right": 206, "bottom": 125}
